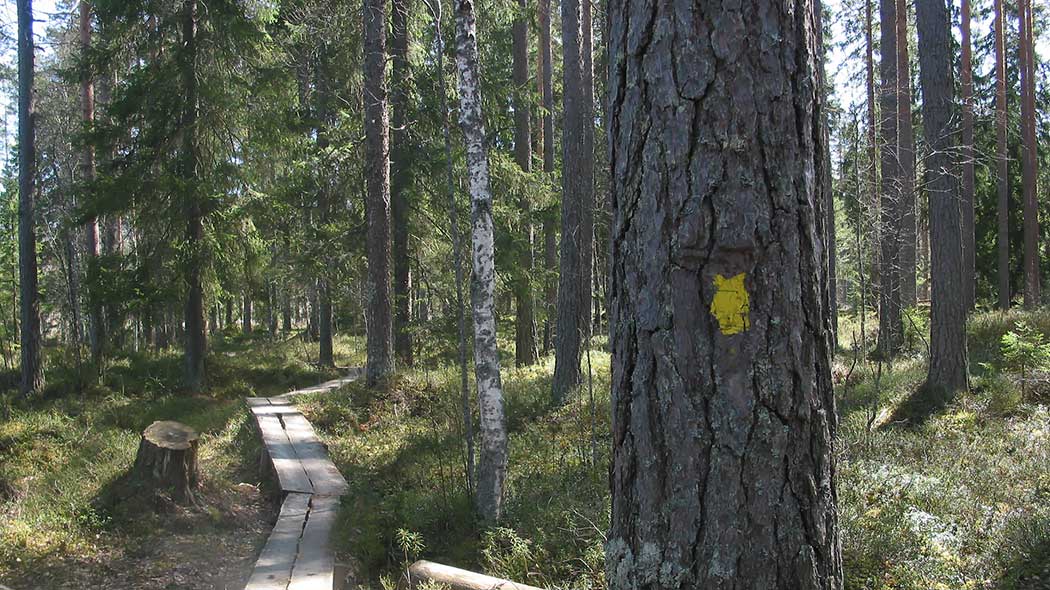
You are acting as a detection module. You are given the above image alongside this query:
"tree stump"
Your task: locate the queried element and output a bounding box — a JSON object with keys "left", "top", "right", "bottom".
{"left": 130, "top": 420, "right": 200, "bottom": 505}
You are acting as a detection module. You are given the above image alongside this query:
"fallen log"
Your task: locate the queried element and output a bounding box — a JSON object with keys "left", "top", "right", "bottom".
{"left": 402, "top": 560, "right": 545, "bottom": 590}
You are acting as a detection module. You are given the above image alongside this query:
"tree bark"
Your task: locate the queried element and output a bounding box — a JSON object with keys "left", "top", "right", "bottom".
{"left": 243, "top": 292, "right": 253, "bottom": 333}
{"left": 18, "top": 0, "right": 44, "bottom": 396}
{"left": 454, "top": 0, "right": 508, "bottom": 522}
{"left": 80, "top": 0, "right": 103, "bottom": 364}
{"left": 391, "top": 0, "right": 414, "bottom": 367}
{"left": 864, "top": 0, "right": 879, "bottom": 297}
{"left": 995, "top": 0, "right": 1010, "bottom": 309}
{"left": 551, "top": 0, "right": 588, "bottom": 402}
{"left": 896, "top": 0, "right": 916, "bottom": 309}
{"left": 917, "top": 0, "right": 968, "bottom": 393}
{"left": 606, "top": 0, "right": 842, "bottom": 585}
{"left": 539, "top": 0, "right": 556, "bottom": 354}
{"left": 181, "top": 0, "right": 206, "bottom": 391}
{"left": 129, "top": 421, "right": 199, "bottom": 505}
{"left": 512, "top": 0, "right": 538, "bottom": 367}
{"left": 815, "top": 0, "right": 837, "bottom": 347}
{"left": 1019, "top": 0, "right": 1039, "bottom": 308}
{"left": 316, "top": 54, "right": 334, "bottom": 367}
{"left": 960, "top": 0, "right": 975, "bottom": 311}
{"left": 878, "top": 0, "right": 902, "bottom": 356}
{"left": 364, "top": 0, "right": 396, "bottom": 385}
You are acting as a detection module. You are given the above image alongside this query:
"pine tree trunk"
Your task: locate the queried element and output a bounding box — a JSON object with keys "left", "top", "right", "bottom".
{"left": 960, "top": 0, "right": 975, "bottom": 311}
{"left": 365, "top": 0, "right": 396, "bottom": 385}
{"left": 917, "top": 0, "right": 968, "bottom": 393}
{"left": 606, "top": 0, "right": 842, "bottom": 584}
{"left": 80, "top": 0, "right": 103, "bottom": 364}
{"left": 580, "top": 0, "right": 594, "bottom": 342}
{"left": 243, "top": 292, "right": 253, "bottom": 334}
{"left": 512, "top": 0, "right": 538, "bottom": 367}
{"left": 995, "top": 0, "right": 1010, "bottom": 309}
{"left": 815, "top": 0, "right": 837, "bottom": 347}
{"left": 552, "top": 0, "right": 587, "bottom": 403}
{"left": 878, "top": 0, "right": 902, "bottom": 356}
{"left": 454, "top": 0, "right": 508, "bottom": 522}
{"left": 897, "top": 0, "right": 916, "bottom": 309}
{"left": 864, "top": 0, "right": 879, "bottom": 296}
{"left": 539, "top": 0, "right": 556, "bottom": 354}
{"left": 181, "top": 0, "right": 206, "bottom": 391}
{"left": 17, "top": 0, "right": 44, "bottom": 395}
{"left": 1019, "top": 0, "right": 1039, "bottom": 308}
{"left": 391, "top": 0, "right": 414, "bottom": 367}
{"left": 316, "top": 55, "right": 335, "bottom": 368}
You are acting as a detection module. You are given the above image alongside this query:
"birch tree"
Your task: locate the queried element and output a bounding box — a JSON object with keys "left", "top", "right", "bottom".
{"left": 453, "top": 0, "right": 508, "bottom": 522}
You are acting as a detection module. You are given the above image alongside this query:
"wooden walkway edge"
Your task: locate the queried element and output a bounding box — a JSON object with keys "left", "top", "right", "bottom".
{"left": 244, "top": 369, "right": 362, "bottom": 590}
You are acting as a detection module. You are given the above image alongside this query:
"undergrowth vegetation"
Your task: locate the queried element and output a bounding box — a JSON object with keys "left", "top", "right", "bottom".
{"left": 2, "top": 312, "right": 1050, "bottom": 589}
{"left": 0, "top": 331, "right": 361, "bottom": 583}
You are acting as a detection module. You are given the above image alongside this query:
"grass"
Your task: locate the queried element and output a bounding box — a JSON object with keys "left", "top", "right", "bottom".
{"left": 0, "top": 330, "right": 363, "bottom": 584}
{"left": 2, "top": 310, "right": 1049, "bottom": 589}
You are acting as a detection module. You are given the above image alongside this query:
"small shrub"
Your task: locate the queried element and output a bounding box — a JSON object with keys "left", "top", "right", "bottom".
{"left": 481, "top": 527, "right": 539, "bottom": 584}
{"left": 1000, "top": 321, "right": 1050, "bottom": 398}
{"left": 974, "top": 373, "right": 1024, "bottom": 417}
{"left": 996, "top": 511, "right": 1050, "bottom": 590}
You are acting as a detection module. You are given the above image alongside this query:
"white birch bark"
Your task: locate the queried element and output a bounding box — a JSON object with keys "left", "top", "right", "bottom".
{"left": 453, "top": 0, "right": 507, "bottom": 523}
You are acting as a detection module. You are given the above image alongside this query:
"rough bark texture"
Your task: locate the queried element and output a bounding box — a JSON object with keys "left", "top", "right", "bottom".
{"left": 181, "top": 0, "right": 206, "bottom": 392}
{"left": 512, "top": 0, "right": 538, "bottom": 367}
{"left": 916, "top": 0, "right": 968, "bottom": 393}
{"left": 878, "top": 0, "right": 902, "bottom": 355}
{"left": 454, "top": 0, "right": 508, "bottom": 522}
{"left": 815, "top": 0, "right": 836, "bottom": 346}
{"left": 17, "top": 0, "right": 44, "bottom": 395}
{"left": 243, "top": 293, "right": 253, "bottom": 333}
{"left": 1019, "top": 0, "right": 1039, "bottom": 308}
{"left": 130, "top": 421, "right": 199, "bottom": 505}
{"left": 551, "top": 0, "right": 587, "bottom": 402}
{"left": 606, "top": 0, "right": 842, "bottom": 587}
{"left": 365, "top": 0, "right": 396, "bottom": 385}
{"left": 392, "top": 0, "right": 414, "bottom": 367}
{"left": 580, "top": 0, "right": 594, "bottom": 341}
{"left": 995, "top": 0, "right": 1010, "bottom": 309}
{"left": 960, "top": 0, "right": 975, "bottom": 311}
{"left": 896, "top": 0, "right": 916, "bottom": 308}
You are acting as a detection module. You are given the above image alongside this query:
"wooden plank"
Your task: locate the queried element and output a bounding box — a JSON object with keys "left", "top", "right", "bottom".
{"left": 246, "top": 397, "right": 273, "bottom": 408}
{"left": 255, "top": 414, "right": 313, "bottom": 494}
{"left": 245, "top": 493, "right": 311, "bottom": 590}
{"left": 288, "top": 496, "right": 341, "bottom": 590}
{"left": 282, "top": 413, "right": 348, "bottom": 496}
{"left": 251, "top": 404, "right": 304, "bottom": 417}
{"left": 403, "top": 561, "right": 546, "bottom": 590}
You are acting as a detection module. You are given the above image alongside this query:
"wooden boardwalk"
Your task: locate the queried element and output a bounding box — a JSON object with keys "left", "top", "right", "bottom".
{"left": 244, "top": 369, "right": 362, "bottom": 590}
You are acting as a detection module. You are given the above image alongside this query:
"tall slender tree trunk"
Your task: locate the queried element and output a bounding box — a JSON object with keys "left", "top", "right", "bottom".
{"left": 864, "top": 0, "right": 879, "bottom": 294}
{"left": 580, "top": 0, "right": 594, "bottom": 341}
{"left": 995, "top": 0, "right": 1010, "bottom": 309}
{"left": 539, "top": 0, "right": 556, "bottom": 355}
{"left": 316, "top": 54, "right": 334, "bottom": 367}
{"left": 181, "top": 0, "right": 206, "bottom": 391}
{"left": 960, "top": 0, "right": 975, "bottom": 311}
{"left": 1019, "top": 0, "right": 1039, "bottom": 308}
{"left": 552, "top": 0, "right": 588, "bottom": 403}
{"left": 364, "top": 0, "right": 396, "bottom": 385}
{"left": 454, "top": 0, "right": 508, "bottom": 523}
{"left": 878, "top": 0, "right": 902, "bottom": 355}
{"left": 18, "top": 0, "right": 44, "bottom": 395}
{"left": 427, "top": 0, "right": 474, "bottom": 494}
{"left": 242, "top": 292, "right": 253, "bottom": 334}
{"left": 512, "top": 0, "right": 538, "bottom": 367}
{"left": 816, "top": 0, "right": 837, "bottom": 346}
{"left": 391, "top": 0, "right": 414, "bottom": 367}
{"left": 606, "top": 0, "right": 842, "bottom": 584}
{"left": 917, "top": 0, "right": 968, "bottom": 393}
{"left": 80, "top": 0, "right": 103, "bottom": 363}
{"left": 897, "top": 0, "right": 916, "bottom": 308}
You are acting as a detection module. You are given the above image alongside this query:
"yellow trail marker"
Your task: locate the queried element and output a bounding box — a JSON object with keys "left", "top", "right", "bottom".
{"left": 710, "top": 273, "right": 750, "bottom": 335}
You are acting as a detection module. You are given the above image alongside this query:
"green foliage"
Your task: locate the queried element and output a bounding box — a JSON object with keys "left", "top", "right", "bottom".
{"left": 1000, "top": 321, "right": 1050, "bottom": 397}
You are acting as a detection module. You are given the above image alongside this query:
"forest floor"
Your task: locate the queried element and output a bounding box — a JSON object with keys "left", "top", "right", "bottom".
{"left": 0, "top": 331, "right": 361, "bottom": 589}
{"left": 1, "top": 311, "right": 1049, "bottom": 590}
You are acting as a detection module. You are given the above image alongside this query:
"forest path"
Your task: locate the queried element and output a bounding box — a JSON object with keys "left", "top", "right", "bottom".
{"left": 242, "top": 369, "right": 362, "bottom": 590}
